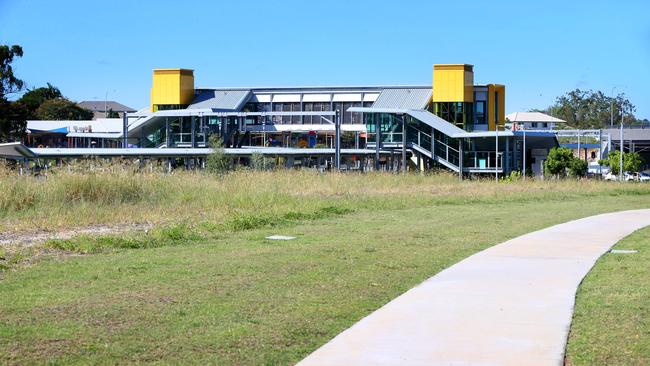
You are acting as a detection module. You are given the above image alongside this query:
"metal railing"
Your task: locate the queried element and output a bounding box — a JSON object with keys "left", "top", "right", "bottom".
{"left": 464, "top": 151, "right": 502, "bottom": 170}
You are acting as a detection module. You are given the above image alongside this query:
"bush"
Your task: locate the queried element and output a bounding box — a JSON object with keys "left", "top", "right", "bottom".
{"left": 250, "top": 152, "right": 274, "bottom": 170}
{"left": 545, "top": 147, "right": 574, "bottom": 177}
{"left": 206, "top": 136, "right": 231, "bottom": 174}
{"left": 569, "top": 158, "right": 588, "bottom": 177}
{"left": 600, "top": 151, "right": 644, "bottom": 175}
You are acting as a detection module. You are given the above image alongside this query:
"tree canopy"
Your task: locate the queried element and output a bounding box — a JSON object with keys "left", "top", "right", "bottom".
{"left": 0, "top": 44, "right": 27, "bottom": 142}
{"left": 544, "top": 146, "right": 588, "bottom": 178}
{"left": 599, "top": 151, "right": 644, "bottom": 174}
{"left": 18, "top": 83, "right": 63, "bottom": 118}
{"left": 0, "top": 44, "right": 24, "bottom": 98}
{"left": 539, "top": 89, "right": 638, "bottom": 129}
{"left": 35, "top": 98, "right": 94, "bottom": 120}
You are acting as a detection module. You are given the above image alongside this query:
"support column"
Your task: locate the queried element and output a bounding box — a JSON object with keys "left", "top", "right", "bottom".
{"left": 375, "top": 113, "right": 380, "bottom": 171}
{"left": 401, "top": 114, "right": 407, "bottom": 174}
{"left": 431, "top": 127, "right": 435, "bottom": 160}
{"left": 165, "top": 117, "right": 170, "bottom": 147}
{"left": 505, "top": 137, "right": 510, "bottom": 175}
{"left": 458, "top": 139, "right": 463, "bottom": 180}
{"left": 191, "top": 115, "right": 196, "bottom": 148}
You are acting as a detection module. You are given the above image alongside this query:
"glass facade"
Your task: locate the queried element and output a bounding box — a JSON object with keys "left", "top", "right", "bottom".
{"left": 433, "top": 102, "right": 474, "bottom": 130}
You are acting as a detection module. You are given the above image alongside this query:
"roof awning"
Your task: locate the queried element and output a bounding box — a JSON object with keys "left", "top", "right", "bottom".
{"left": 0, "top": 142, "right": 37, "bottom": 159}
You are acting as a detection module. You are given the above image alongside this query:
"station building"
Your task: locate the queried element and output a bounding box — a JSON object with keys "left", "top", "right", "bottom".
{"left": 3, "top": 63, "right": 560, "bottom": 177}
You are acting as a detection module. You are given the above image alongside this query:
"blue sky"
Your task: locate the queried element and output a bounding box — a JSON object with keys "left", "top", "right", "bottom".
{"left": 1, "top": 0, "right": 649, "bottom": 118}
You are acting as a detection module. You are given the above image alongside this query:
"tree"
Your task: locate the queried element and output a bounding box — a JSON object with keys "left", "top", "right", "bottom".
{"left": 0, "top": 45, "right": 24, "bottom": 98}
{"left": 35, "top": 98, "right": 94, "bottom": 120}
{"left": 0, "top": 44, "right": 26, "bottom": 142}
{"left": 549, "top": 89, "right": 636, "bottom": 129}
{"left": 0, "top": 98, "right": 28, "bottom": 142}
{"left": 106, "top": 108, "right": 120, "bottom": 118}
{"left": 568, "top": 158, "right": 588, "bottom": 177}
{"left": 544, "top": 147, "right": 575, "bottom": 177}
{"left": 599, "top": 151, "right": 644, "bottom": 174}
{"left": 206, "top": 135, "right": 231, "bottom": 173}
{"left": 18, "top": 83, "right": 62, "bottom": 118}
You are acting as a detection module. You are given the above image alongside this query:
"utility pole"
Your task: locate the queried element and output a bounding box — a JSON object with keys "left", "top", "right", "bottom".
{"left": 610, "top": 86, "right": 619, "bottom": 128}
{"left": 523, "top": 128, "right": 526, "bottom": 180}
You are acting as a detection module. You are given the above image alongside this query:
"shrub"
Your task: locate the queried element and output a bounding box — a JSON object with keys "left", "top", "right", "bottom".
{"left": 206, "top": 136, "right": 231, "bottom": 174}
{"left": 250, "top": 152, "right": 274, "bottom": 170}
{"left": 545, "top": 147, "right": 574, "bottom": 177}
{"left": 569, "top": 159, "right": 588, "bottom": 177}
{"left": 600, "top": 151, "right": 644, "bottom": 175}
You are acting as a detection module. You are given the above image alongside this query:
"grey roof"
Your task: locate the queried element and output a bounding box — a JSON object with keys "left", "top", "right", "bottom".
{"left": 189, "top": 89, "right": 251, "bottom": 110}
{"left": 77, "top": 101, "right": 136, "bottom": 112}
{"left": 371, "top": 88, "right": 432, "bottom": 109}
{"left": 606, "top": 128, "right": 650, "bottom": 141}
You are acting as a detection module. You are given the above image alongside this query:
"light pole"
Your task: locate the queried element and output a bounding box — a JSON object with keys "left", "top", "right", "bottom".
{"left": 610, "top": 86, "right": 617, "bottom": 128}
{"left": 619, "top": 111, "right": 624, "bottom": 182}
{"left": 522, "top": 126, "right": 527, "bottom": 180}
{"left": 495, "top": 124, "right": 499, "bottom": 181}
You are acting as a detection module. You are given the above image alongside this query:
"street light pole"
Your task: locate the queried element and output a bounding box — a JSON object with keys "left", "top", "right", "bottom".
{"left": 495, "top": 125, "right": 499, "bottom": 181}
{"left": 522, "top": 127, "right": 526, "bottom": 180}
{"left": 619, "top": 111, "right": 624, "bottom": 182}
{"left": 610, "top": 86, "right": 616, "bottom": 128}
{"left": 335, "top": 110, "right": 341, "bottom": 171}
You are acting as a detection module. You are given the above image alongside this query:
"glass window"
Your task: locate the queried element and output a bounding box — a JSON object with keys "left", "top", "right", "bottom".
{"left": 303, "top": 102, "right": 313, "bottom": 124}
{"left": 343, "top": 102, "right": 353, "bottom": 124}
{"left": 291, "top": 102, "right": 301, "bottom": 124}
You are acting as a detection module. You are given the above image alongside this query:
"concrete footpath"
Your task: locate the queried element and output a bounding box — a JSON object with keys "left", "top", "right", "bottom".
{"left": 297, "top": 209, "right": 650, "bottom": 366}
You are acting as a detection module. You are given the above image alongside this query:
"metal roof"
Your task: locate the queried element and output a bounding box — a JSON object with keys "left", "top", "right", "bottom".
{"left": 0, "top": 142, "right": 37, "bottom": 158}
{"left": 371, "top": 88, "right": 432, "bottom": 109}
{"left": 77, "top": 101, "right": 136, "bottom": 112}
{"left": 606, "top": 128, "right": 650, "bottom": 141}
{"left": 195, "top": 85, "right": 430, "bottom": 93}
{"left": 505, "top": 112, "right": 566, "bottom": 123}
{"left": 188, "top": 89, "right": 251, "bottom": 110}
{"left": 21, "top": 147, "right": 392, "bottom": 158}
{"left": 27, "top": 119, "right": 123, "bottom": 134}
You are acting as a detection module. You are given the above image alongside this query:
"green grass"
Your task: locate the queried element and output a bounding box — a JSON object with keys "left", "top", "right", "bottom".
{"left": 565, "top": 226, "right": 650, "bottom": 366}
{"left": 1, "top": 178, "right": 650, "bottom": 364}
{"left": 2, "top": 165, "right": 650, "bottom": 234}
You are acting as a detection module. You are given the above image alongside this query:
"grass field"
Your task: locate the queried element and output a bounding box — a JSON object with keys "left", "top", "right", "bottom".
{"left": 565, "top": 226, "right": 650, "bottom": 366}
{"left": 1, "top": 168, "right": 650, "bottom": 364}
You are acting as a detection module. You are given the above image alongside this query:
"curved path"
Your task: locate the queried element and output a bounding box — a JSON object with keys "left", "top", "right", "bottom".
{"left": 298, "top": 209, "right": 650, "bottom": 366}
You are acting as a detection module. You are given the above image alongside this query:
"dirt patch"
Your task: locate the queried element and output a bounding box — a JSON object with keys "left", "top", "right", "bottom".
{"left": 0, "top": 223, "right": 154, "bottom": 249}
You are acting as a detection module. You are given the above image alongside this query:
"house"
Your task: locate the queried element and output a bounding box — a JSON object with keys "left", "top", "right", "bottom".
{"left": 77, "top": 101, "right": 136, "bottom": 119}
{"left": 506, "top": 112, "right": 566, "bottom": 130}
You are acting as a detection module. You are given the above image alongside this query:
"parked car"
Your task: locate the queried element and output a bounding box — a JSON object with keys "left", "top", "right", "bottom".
{"left": 625, "top": 172, "right": 650, "bottom": 182}
{"left": 604, "top": 172, "right": 634, "bottom": 181}
{"left": 603, "top": 172, "right": 618, "bottom": 181}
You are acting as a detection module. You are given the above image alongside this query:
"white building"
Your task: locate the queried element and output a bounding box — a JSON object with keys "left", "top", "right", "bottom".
{"left": 505, "top": 112, "right": 566, "bottom": 130}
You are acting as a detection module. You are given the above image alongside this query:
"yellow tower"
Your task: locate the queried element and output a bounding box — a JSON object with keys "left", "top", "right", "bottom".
{"left": 432, "top": 64, "right": 474, "bottom": 129}
{"left": 487, "top": 84, "right": 506, "bottom": 131}
{"left": 432, "top": 64, "right": 474, "bottom": 103}
{"left": 150, "top": 68, "right": 194, "bottom": 112}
